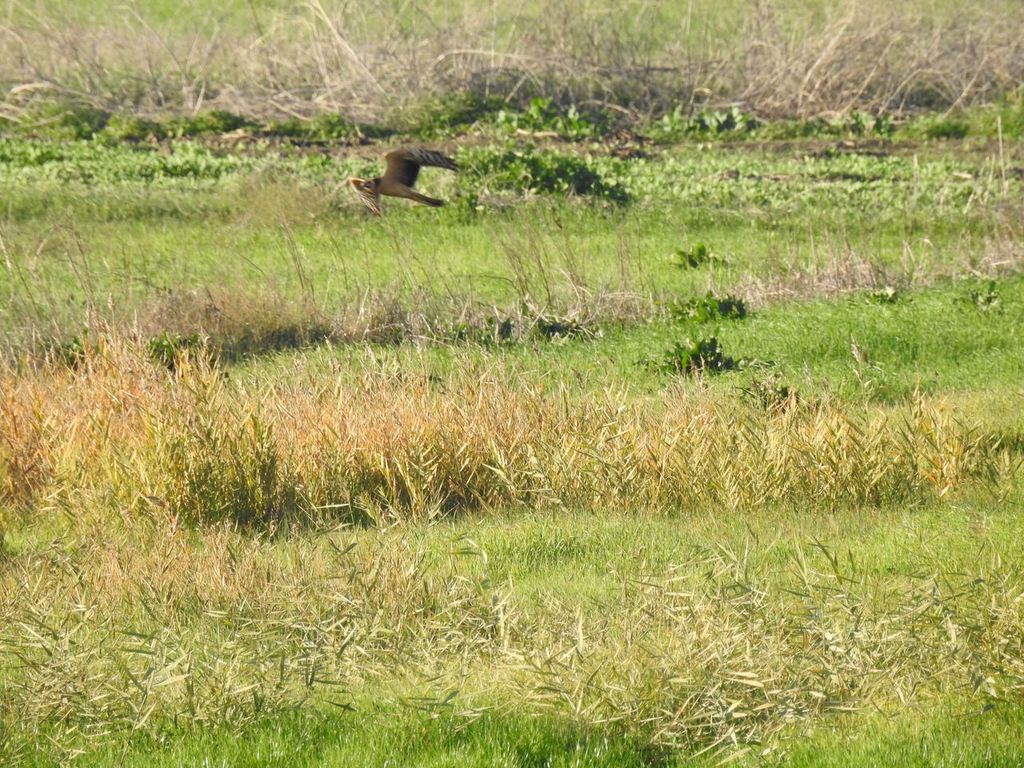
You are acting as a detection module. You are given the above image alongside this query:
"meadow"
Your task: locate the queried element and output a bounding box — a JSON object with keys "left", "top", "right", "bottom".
{"left": 3, "top": 1, "right": 1024, "bottom": 766}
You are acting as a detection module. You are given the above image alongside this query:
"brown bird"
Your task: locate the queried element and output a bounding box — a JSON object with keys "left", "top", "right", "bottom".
{"left": 349, "top": 147, "right": 458, "bottom": 216}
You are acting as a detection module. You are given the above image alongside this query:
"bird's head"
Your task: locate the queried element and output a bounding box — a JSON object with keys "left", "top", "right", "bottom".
{"left": 348, "top": 177, "right": 375, "bottom": 193}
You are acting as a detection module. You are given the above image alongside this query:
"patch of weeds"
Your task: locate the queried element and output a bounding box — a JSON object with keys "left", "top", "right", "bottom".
{"left": 985, "top": 91, "right": 1024, "bottom": 138}
{"left": 647, "top": 105, "right": 756, "bottom": 142}
{"left": 669, "top": 242, "right": 724, "bottom": 269}
{"left": 740, "top": 372, "right": 797, "bottom": 412}
{"left": 406, "top": 91, "right": 506, "bottom": 137}
{"left": 441, "top": 316, "right": 517, "bottom": 345}
{"left": 45, "top": 335, "right": 101, "bottom": 369}
{"left": 756, "top": 112, "right": 893, "bottom": 140}
{"left": 493, "top": 317, "right": 515, "bottom": 342}
{"left": 669, "top": 292, "right": 747, "bottom": 323}
{"left": 922, "top": 118, "right": 970, "bottom": 140}
{"left": 167, "top": 110, "right": 254, "bottom": 137}
{"left": 147, "top": 332, "right": 209, "bottom": 371}
{"left": 99, "top": 114, "right": 167, "bottom": 143}
{"left": 160, "top": 412, "right": 300, "bottom": 529}
{"left": 867, "top": 286, "right": 904, "bottom": 304}
{"left": 221, "top": 322, "right": 334, "bottom": 359}
{"left": 960, "top": 280, "right": 1002, "bottom": 313}
{"left": 899, "top": 113, "right": 970, "bottom": 140}
{"left": 492, "top": 97, "right": 610, "bottom": 140}
{"left": 18, "top": 102, "right": 110, "bottom": 139}
{"left": 533, "top": 314, "right": 594, "bottom": 340}
{"left": 265, "top": 113, "right": 361, "bottom": 142}
{"left": 647, "top": 336, "right": 738, "bottom": 375}
{"left": 847, "top": 110, "right": 894, "bottom": 136}
{"left": 459, "top": 145, "right": 628, "bottom": 202}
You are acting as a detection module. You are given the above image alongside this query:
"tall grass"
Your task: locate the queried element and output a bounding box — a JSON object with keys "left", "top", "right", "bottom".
{"left": 2, "top": 507, "right": 1023, "bottom": 762}
{"left": 1, "top": 1, "right": 1022, "bottom": 122}
{"left": 0, "top": 339, "right": 1010, "bottom": 528}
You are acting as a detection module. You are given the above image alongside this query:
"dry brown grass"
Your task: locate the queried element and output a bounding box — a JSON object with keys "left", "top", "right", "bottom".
{"left": 508, "top": 549, "right": 1024, "bottom": 755}
{"left": 1, "top": 1, "right": 1022, "bottom": 122}
{"left": 0, "top": 338, "right": 1009, "bottom": 528}
{"left": 734, "top": 208, "right": 1024, "bottom": 307}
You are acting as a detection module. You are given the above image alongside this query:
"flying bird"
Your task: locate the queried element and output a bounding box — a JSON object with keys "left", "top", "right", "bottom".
{"left": 349, "top": 147, "right": 458, "bottom": 216}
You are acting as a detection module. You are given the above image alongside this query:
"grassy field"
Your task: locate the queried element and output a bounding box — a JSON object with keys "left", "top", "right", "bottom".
{"left": 2, "top": 3, "right": 1024, "bottom": 762}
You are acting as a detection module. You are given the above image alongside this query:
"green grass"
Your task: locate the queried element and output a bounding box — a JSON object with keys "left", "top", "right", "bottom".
{"left": 6, "top": 494, "right": 1024, "bottom": 766}
{"left": 237, "top": 276, "right": 1024, "bottom": 408}
{"left": 2, "top": 124, "right": 1024, "bottom": 766}
{"left": 12, "top": 702, "right": 1024, "bottom": 768}
{"left": 2, "top": 135, "right": 1020, "bottom": 353}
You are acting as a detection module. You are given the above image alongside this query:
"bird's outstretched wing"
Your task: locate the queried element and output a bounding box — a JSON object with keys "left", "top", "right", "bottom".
{"left": 383, "top": 148, "right": 458, "bottom": 189}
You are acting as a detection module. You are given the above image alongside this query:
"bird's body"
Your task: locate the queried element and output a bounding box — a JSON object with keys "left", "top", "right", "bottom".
{"left": 350, "top": 147, "right": 458, "bottom": 216}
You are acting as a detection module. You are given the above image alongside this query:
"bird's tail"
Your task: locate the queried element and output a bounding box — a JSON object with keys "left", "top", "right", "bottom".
{"left": 409, "top": 191, "right": 445, "bottom": 207}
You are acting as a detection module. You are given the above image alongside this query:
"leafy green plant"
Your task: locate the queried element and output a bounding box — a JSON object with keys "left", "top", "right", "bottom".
{"left": 46, "top": 335, "right": 100, "bottom": 369}
{"left": 669, "top": 293, "right": 747, "bottom": 323}
{"left": 846, "top": 110, "right": 894, "bottom": 136}
{"left": 459, "top": 145, "right": 628, "bottom": 202}
{"left": 961, "top": 280, "right": 1002, "bottom": 313}
{"left": 406, "top": 91, "right": 505, "bottom": 137}
{"left": 167, "top": 110, "right": 254, "bottom": 137}
{"left": 649, "top": 336, "right": 738, "bottom": 375}
{"left": 18, "top": 103, "right": 110, "bottom": 140}
{"left": 670, "top": 243, "right": 724, "bottom": 269}
{"left": 265, "top": 113, "right": 361, "bottom": 142}
{"left": 740, "top": 372, "right": 797, "bottom": 412}
{"left": 99, "top": 114, "right": 167, "bottom": 143}
{"left": 147, "top": 332, "right": 208, "bottom": 371}
{"left": 647, "top": 106, "right": 756, "bottom": 142}
{"left": 867, "top": 286, "right": 904, "bottom": 304}
{"left": 755, "top": 112, "right": 894, "bottom": 140}
{"left": 491, "top": 97, "right": 609, "bottom": 140}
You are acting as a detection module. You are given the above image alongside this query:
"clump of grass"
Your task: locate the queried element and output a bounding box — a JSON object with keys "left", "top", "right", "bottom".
{"left": 166, "top": 110, "right": 254, "bottom": 138}
{"left": 867, "top": 285, "right": 904, "bottom": 304}
{"left": 669, "top": 243, "right": 724, "bottom": 269}
{"left": 0, "top": 397, "right": 52, "bottom": 511}
{"left": 960, "top": 280, "right": 1002, "bottom": 313}
{"left": 148, "top": 289, "right": 334, "bottom": 360}
{"left": 459, "top": 145, "right": 628, "bottom": 203}
{"left": 156, "top": 408, "right": 301, "bottom": 528}
{"left": 11, "top": 102, "right": 110, "bottom": 139}
{"left": 147, "top": 332, "right": 209, "bottom": 371}
{"left": 404, "top": 91, "right": 505, "bottom": 137}
{"left": 907, "top": 114, "right": 970, "bottom": 140}
{"left": 490, "top": 97, "right": 610, "bottom": 140}
{"left": 265, "top": 113, "right": 362, "bottom": 142}
{"left": 649, "top": 337, "right": 739, "bottom": 375}
{"left": 99, "top": 114, "right": 167, "bottom": 143}
{"left": 740, "top": 372, "right": 797, "bottom": 412}
{"left": 514, "top": 550, "right": 1024, "bottom": 755}
{"left": 669, "top": 293, "right": 747, "bottom": 323}
{"left": 647, "top": 106, "right": 757, "bottom": 142}
{"left": 532, "top": 313, "right": 595, "bottom": 340}
{"left": 1, "top": 346, "right": 1006, "bottom": 530}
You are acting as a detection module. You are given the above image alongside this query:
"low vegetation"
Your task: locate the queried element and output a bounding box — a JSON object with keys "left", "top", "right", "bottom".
{"left": 2, "top": 3, "right": 1024, "bottom": 762}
